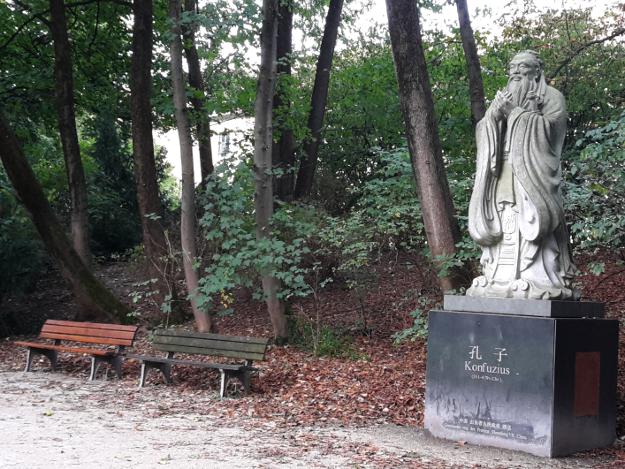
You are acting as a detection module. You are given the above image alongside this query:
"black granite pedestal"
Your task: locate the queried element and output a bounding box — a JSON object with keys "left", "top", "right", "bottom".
{"left": 424, "top": 298, "right": 618, "bottom": 457}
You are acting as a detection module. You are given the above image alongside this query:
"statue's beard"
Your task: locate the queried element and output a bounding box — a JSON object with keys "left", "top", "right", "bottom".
{"left": 506, "top": 76, "right": 535, "bottom": 107}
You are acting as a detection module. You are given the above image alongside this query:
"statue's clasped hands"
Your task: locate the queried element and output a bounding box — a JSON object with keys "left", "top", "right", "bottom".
{"left": 492, "top": 90, "right": 516, "bottom": 120}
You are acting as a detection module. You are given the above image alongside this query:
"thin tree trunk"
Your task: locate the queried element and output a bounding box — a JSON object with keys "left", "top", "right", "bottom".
{"left": 455, "top": 0, "right": 486, "bottom": 124}
{"left": 272, "top": 1, "right": 295, "bottom": 201}
{"left": 386, "top": 0, "right": 464, "bottom": 292}
{"left": 255, "top": 0, "right": 288, "bottom": 342}
{"left": 131, "top": 0, "right": 178, "bottom": 309}
{"left": 182, "top": 0, "right": 214, "bottom": 182}
{"left": 0, "top": 114, "right": 130, "bottom": 323}
{"left": 293, "top": 0, "right": 344, "bottom": 199}
{"left": 169, "top": 0, "right": 212, "bottom": 332}
{"left": 49, "top": 0, "right": 91, "bottom": 265}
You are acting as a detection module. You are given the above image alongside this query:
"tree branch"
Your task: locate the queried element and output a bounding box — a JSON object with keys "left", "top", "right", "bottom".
{"left": 0, "top": 12, "right": 42, "bottom": 51}
{"left": 87, "top": 0, "right": 101, "bottom": 53}
{"left": 0, "top": 0, "right": 130, "bottom": 51}
{"left": 549, "top": 27, "right": 625, "bottom": 80}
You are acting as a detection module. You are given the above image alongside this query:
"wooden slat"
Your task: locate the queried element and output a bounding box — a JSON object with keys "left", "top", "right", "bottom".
{"left": 153, "top": 334, "right": 267, "bottom": 356}
{"left": 45, "top": 319, "right": 138, "bottom": 332}
{"left": 128, "top": 355, "right": 245, "bottom": 371}
{"left": 152, "top": 343, "right": 265, "bottom": 361}
{"left": 14, "top": 341, "right": 115, "bottom": 356}
{"left": 14, "top": 341, "right": 49, "bottom": 348}
{"left": 37, "top": 332, "right": 133, "bottom": 346}
{"left": 38, "top": 320, "right": 138, "bottom": 346}
{"left": 165, "top": 359, "right": 242, "bottom": 370}
{"left": 163, "top": 358, "right": 255, "bottom": 371}
{"left": 154, "top": 329, "right": 268, "bottom": 345}
{"left": 41, "top": 324, "right": 136, "bottom": 341}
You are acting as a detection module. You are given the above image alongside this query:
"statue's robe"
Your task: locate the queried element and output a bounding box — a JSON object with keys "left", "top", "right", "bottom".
{"left": 467, "top": 79, "right": 577, "bottom": 299}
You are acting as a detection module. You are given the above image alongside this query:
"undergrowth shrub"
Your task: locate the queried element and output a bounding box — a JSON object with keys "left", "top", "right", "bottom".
{"left": 197, "top": 157, "right": 317, "bottom": 313}
{"left": 564, "top": 112, "right": 625, "bottom": 253}
{"left": 0, "top": 174, "right": 47, "bottom": 303}
{"left": 288, "top": 316, "right": 364, "bottom": 358}
{"left": 197, "top": 149, "right": 428, "bottom": 341}
{"left": 391, "top": 292, "right": 432, "bottom": 344}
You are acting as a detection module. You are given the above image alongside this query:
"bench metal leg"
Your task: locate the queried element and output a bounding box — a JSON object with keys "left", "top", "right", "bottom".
{"left": 139, "top": 363, "right": 148, "bottom": 388}
{"left": 219, "top": 369, "right": 226, "bottom": 398}
{"left": 240, "top": 370, "right": 251, "bottom": 394}
{"left": 49, "top": 350, "right": 58, "bottom": 371}
{"left": 139, "top": 361, "right": 172, "bottom": 388}
{"left": 90, "top": 356, "right": 124, "bottom": 381}
{"left": 220, "top": 369, "right": 252, "bottom": 398}
{"left": 25, "top": 349, "right": 32, "bottom": 372}
{"left": 89, "top": 357, "right": 99, "bottom": 381}
{"left": 113, "top": 356, "right": 123, "bottom": 380}
{"left": 25, "top": 348, "right": 58, "bottom": 372}
{"left": 162, "top": 363, "right": 172, "bottom": 384}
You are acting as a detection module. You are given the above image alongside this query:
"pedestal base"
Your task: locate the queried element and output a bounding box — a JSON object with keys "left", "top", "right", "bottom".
{"left": 424, "top": 309, "right": 618, "bottom": 457}
{"left": 444, "top": 295, "right": 604, "bottom": 318}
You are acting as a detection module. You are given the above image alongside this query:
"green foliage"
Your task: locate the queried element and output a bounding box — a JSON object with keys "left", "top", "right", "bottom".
{"left": 153, "top": 0, "right": 261, "bottom": 129}
{"left": 288, "top": 317, "right": 364, "bottom": 359}
{"left": 84, "top": 110, "right": 142, "bottom": 255}
{"left": 198, "top": 149, "right": 425, "bottom": 315}
{"left": 392, "top": 295, "right": 432, "bottom": 344}
{"left": 0, "top": 173, "right": 47, "bottom": 301}
{"left": 314, "top": 37, "right": 404, "bottom": 212}
{"left": 317, "top": 148, "right": 426, "bottom": 306}
{"left": 564, "top": 112, "right": 625, "bottom": 251}
{"left": 586, "top": 262, "right": 606, "bottom": 276}
{"left": 197, "top": 157, "right": 316, "bottom": 312}
{"left": 392, "top": 308, "right": 428, "bottom": 344}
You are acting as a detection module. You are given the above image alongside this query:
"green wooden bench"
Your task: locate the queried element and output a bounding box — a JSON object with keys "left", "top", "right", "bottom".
{"left": 14, "top": 319, "right": 139, "bottom": 380}
{"left": 129, "top": 329, "right": 269, "bottom": 398}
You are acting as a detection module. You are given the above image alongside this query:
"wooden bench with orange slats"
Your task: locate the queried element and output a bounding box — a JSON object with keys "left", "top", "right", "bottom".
{"left": 14, "top": 319, "right": 139, "bottom": 380}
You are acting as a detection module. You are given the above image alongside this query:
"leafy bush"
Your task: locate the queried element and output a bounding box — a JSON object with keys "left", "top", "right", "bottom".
{"left": 197, "top": 157, "right": 316, "bottom": 312}
{"left": 197, "top": 149, "right": 428, "bottom": 321}
{"left": 88, "top": 185, "right": 142, "bottom": 255}
{"left": 392, "top": 308, "right": 429, "bottom": 344}
{"left": 391, "top": 292, "right": 433, "bottom": 344}
{"left": 288, "top": 316, "right": 362, "bottom": 358}
{"left": 564, "top": 113, "right": 625, "bottom": 251}
{"left": 0, "top": 175, "right": 47, "bottom": 302}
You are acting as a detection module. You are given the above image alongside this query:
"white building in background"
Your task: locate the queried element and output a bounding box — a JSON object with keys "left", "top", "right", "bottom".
{"left": 155, "top": 115, "right": 253, "bottom": 186}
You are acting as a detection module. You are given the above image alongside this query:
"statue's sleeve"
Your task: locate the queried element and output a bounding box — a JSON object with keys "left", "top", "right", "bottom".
{"left": 508, "top": 90, "right": 567, "bottom": 242}
{"left": 468, "top": 114, "right": 502, "bottom": 246}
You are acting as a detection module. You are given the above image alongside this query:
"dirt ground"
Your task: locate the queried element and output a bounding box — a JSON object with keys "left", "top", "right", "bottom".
{"left": 0, "top": 370, "right": 620, "bottom": 468}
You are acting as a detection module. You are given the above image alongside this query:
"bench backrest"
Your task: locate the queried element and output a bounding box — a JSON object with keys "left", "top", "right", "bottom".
{"left": 40, "top": 320, "right": 139, "bottom": 347}
{"left": 152, "top": 329, "right": 269, "bottom": 362}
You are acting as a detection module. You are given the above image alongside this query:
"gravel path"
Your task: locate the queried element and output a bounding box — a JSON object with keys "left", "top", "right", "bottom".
{"left": 0, "top": 371, "right": 616, "bottom": 468}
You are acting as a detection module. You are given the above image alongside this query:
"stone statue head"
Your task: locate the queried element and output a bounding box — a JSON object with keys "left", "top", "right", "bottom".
{"left": 507, "top": 50, "right": 544, "bottom": 106}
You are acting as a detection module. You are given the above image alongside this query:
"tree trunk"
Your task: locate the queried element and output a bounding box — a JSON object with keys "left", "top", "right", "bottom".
{"left": 385, "top": 0, "right": 464, "bottom": 292}
{"left": 293, "top": 0, "right": 344, "bottom": 199}
{"left": 49, "top": 0, "right": 91, "bottom": 265}
{"left": 455, "top": 0, "right": 486, "bottom": 124}
{"left": 182, "top": 0, "right": 214, "bottom": 182}
{"left": 272, "top": 1, "right": 296, "bottom": 201}
{"left": 169, "top": 0, "right": 213, "bottom": 332}
{"left": 0, "top": 114, "right": 130, "bottom": 323}
{"left": 131, "top": 0, "right": 178, "bottom": 309}
{"left": 255, "top": 0, "right": 288, "bottom": 342}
